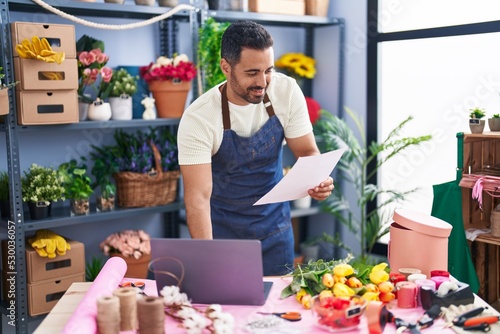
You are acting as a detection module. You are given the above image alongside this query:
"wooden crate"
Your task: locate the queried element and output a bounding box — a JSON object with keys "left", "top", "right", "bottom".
{"left": 459, "top": 133, "right": 500, "bottom": 306}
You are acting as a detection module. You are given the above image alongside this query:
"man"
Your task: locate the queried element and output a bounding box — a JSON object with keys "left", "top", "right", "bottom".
{"left": 177, "top": 20, "right": 333, "bottom": 275}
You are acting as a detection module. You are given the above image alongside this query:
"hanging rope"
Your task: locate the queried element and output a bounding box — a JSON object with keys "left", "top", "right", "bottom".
{"left": 29, "top": 0, "right": 196, "bottom": 30}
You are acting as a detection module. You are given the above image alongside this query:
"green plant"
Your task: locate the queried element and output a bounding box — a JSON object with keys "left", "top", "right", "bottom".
{"left": 58, "top": 159, "right": 93, "bottom": 200}
{"left": 22, "top": 164, "right": 65, "bottom": 205}
{"left": 313, "top": 107, "right": 432, "bottom": 263}
{"left": 493, "top": 114, "right": 500, "bottom": 118}
{"left": 86, "top": 152, "right": 117, "bottom": 199}
{"left": 85, "top": 256, "right": 104, "bottom": 282}
{"left": 109, "top": 68, "right": 138, "bottom": 97}
{"left": 0, "top": 171, "right": 9, "bottom": 201}
{"left": 198, "top": 17, "right": 230, "bottom": 93}
{"left": 0, "top": 66, "right": 19, "bottom": 90}
{"left": 469, "top": 107, "right": 486, "bottom": 119}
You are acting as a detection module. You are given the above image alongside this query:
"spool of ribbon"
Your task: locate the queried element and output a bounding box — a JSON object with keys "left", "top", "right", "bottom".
{"left": 407, "top": 273, "right": 427, "bottom": 282}
{"left": 97, "top": 295, "right": 120, "bottom": 334}
{"left": 414, "top": 279, "right": 436, "bottom": 306}
{"left": 137, "top": 296, "right": 165, "bottom": 334}
{"left": 396, "top": 281, "right": 418, "bottom": 308}
{"left": 430, "top": 275, "right": 450, "bottom": 289}
{"left": 430, "top": 270, "right": 450, "bottom": 278}
{"left": 398, "top": 268, "right": 421, "bottom": 279}
{"left": 389, "top": 273, "right": 406, "bottom": 298}
{"left": 113, "top": 287, "right": 138, "bottom": 331}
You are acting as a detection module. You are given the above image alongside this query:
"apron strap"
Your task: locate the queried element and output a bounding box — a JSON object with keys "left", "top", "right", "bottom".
{"left": 221, "top": 83, "right": 276, "bottom": 130}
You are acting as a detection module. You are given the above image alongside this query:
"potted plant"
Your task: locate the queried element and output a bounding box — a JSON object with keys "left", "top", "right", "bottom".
{"left": 87, "top": 150, "right": 117, "bottom": 212}
{"left": 0, "top": 171, "right": 10, "bottom": 219}
{"left": 139, "top": 53, "right": 197, "bottom": 118}
{"left": 108, "top": 68, "right": 139, "bottom": 120}
{"left": 469, "top": 107, "right": 486, "bottom": 134}
{"left": 58, "top": 159, "right": 93, "bottom": 216}
{"left": 0, "top": 66, "right": 19, "bottom": 116}
{"left": 21, "top": 164, "right": 65, "bottom": 220}
{"left": 85, "top": 256, "right": 104, "bottom": 282}
{"left": 76, "top": 35, "right": 113, "bottom": 121}
{"left": 197, "top": 17, "right": 230, "bottom": 93}
{"left": 313, "top": 107, "right": 432, "bottom": 264}
{"left": 488, "top": 113, "right": 500, "bottom": 132}
{"left": 100, "top": 229, "right": 151, "bottom": 278}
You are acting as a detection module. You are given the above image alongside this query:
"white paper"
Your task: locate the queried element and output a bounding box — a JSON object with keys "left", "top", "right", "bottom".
{"left": 254, "top": 148, "right": 346, "bottom": 205}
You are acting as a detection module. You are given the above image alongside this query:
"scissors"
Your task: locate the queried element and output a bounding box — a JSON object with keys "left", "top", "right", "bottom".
{"left": 257, "top": 311, "right": 302, "bottom": 322}
{"left": 119, "top": 281, "right": 147, "bottom": 295}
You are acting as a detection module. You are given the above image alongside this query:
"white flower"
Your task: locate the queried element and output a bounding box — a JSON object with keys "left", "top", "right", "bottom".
{"left": 161, "top": 285, "right": 189, "bottom": 306}
{"left": 212, "top": 312, "right": 235, "bottom": 334}
{"left": 156, "top": 56, "right": 173, "bottom": 66}
{"left": 183, "top": 312, "right": 207, "bottom": 334}
{"left": 177, "top": 305, "right": 197, "bottom": 319}
{"left": 173, "top": 53, "right": 189, "bottom": 66}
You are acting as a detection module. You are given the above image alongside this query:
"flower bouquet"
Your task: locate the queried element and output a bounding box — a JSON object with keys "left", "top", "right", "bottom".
{"left": 139, "top": 54, "right": 197, "bottom": 118}
{"left": 275, "top": 52, "right": 316, "bottom": 81}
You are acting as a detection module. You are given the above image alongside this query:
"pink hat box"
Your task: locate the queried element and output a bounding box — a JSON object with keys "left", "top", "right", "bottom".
{"left": 388, "top": 209, "right": 452, "bottom": 277}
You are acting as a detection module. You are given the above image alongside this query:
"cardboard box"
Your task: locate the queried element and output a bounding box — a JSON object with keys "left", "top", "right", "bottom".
{"left": 28, "top": 273, "right": 85, "bottom": 316}
{"left": 14, "top": 58, "right": 78, "bottom": 91}
{"left": 11, "top": 22, "right": 76, "bottom": 58}
{"left": 16, "top": 89, "right": 79, "bottom": 125}
{"left": 0, "top": 89, "right": 9, "bottom": 116}
{"left": 26, "top": 239, "right": 84, "bottom": 283}
{"left": 249, "top": 0, "right": 305, "bottom": 15}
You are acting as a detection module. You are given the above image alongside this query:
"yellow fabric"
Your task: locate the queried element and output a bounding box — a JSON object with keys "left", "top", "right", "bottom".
{"left": 16, "top": 36, "right": 65, "bottom": 64}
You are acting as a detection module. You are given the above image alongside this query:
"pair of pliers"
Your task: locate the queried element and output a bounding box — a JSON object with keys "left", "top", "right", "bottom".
{"left": 257, "top": 311, "right": 302, "bottom": 322}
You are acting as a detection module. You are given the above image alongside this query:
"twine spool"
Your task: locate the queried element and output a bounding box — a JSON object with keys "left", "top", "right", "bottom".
{"left": 137, "top": 296, "right": 165, "bottom": 334}
{"left": 113, "top": 287, "right": 138, "bottom": 331}
{"left": 398, "top": 268, "right": 421, "bottom": 279}
{"left": 396, "top": 281, "right": 418, "bottom": 308}
{"left": 491, "top": 210, "right": 500, "bottom": 237}
{"left": 97, "top": 295, "right": 120, "bottom": 334}
{"left": 430, "top": 275, "right": 450, "bottom": 289}
{"left": 407, "top": 273, "right": 427, "bottom": 283}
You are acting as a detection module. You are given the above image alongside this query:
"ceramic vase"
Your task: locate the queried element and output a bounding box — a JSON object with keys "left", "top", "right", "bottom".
{"left": 78, "top": 101, "right": 90, "bottom": 121}
{"left": 109, "top": 95, "right": 133, "bottom": 120}
{"left": 111, "top": 252, "right": 151, "bottom": 279}
{"left": 27, "top": 201, "right": 50, "bottom": 220}
{"left": 88, "top": 99, "right": 112, "bottom": 121}
{"left": 135, "top": 0, "right": 155, "bottom": 5}
{"left": 148, "top": 79, "right": 191, "bottom": 118}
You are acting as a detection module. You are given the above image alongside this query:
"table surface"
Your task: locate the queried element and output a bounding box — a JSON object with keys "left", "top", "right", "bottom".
{"left": 34, "top": 277, "right": 499, "bottom": 334}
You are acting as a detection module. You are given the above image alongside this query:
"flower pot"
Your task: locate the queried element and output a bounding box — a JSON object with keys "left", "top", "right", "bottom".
{"left": 105, "top": 0, "right": 125, "bottom": 3}
{"left": 27, "top": 201, "right": 50, "bottom": 220}
{"left": 0, "top": 89, "right": 9, "bottom": 116}
{"left": 469, "top": 119, "right": 485, "bottom": 134}
{"left": 0, "top": 199, "right": 10, "bottom": 219}
{"left": 96, "top": 195, "right": 115, "bottom": 212}
{"left": 148, "top": 79, "right": 191, "bottom": 118}
{"left": 70, "top": 198, "right": 90, "bottom": 216}
{"left": 78, "top": 101, "right": 90, "bottom": 121}
{"left": 111, "top": 252, "right": 151, "bottom": 279}
{"left": 109, "top": 95, "right": 133, "bottom": 120}
{"left": 88, "top": 99, "right": 112, "bottom": 121}
{"left": 489, "top": 118, "right": 500, "bottom": 132}
{"left": 158, "top": 0, "right": 178, "bottom": 6}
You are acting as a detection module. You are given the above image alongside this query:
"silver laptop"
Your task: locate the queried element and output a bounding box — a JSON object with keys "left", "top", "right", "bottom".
{"left": 149, "top": 238, "right": 273, "bottom": 305}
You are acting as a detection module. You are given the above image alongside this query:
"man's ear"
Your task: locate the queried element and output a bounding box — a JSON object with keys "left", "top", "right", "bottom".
{"left": 220, "top": 58, "right": 231, "bottom": 76}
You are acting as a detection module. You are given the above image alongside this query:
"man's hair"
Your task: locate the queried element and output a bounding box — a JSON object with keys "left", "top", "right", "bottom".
{"left": 221, "top": 20, "right": 273, "bottom": 66}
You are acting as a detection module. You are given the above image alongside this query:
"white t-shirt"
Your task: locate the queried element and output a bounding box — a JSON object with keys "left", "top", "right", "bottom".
{"left": 177, "top": 72, "right": 313, "bottom": 165}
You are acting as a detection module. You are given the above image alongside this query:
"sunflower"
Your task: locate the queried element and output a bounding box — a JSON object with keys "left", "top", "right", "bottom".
{"left": 275, "top": 53, "right": 316, "bottom": 79}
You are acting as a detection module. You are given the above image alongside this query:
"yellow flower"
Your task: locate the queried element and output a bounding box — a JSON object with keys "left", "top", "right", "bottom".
{"left": 322, "top": 273, "right": 334, "bottom": 288}
{"left": 319, "top": 289, "right": 333, "bottom": 300}
{"left": 296, "top": 288, "right": 308, "bottom": 303}
{"left": 333, "top": 263, "right": 354, "bottom": 277}
{"left": 275, "top": 53, "right": 316, "bottom": 79}
{"left": 369, "top": 262, "right": 389, "bottom": 285}
{"left": 361, "top": 291, "right": 380, "bottom": 302}
{"left": 333, "top": 283, "right": 355, "bottom": 297}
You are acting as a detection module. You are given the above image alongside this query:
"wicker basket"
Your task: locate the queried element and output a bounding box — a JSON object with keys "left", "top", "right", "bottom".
{"left": 113, "top": 143, "right": 180, "bottom": 208}
{"left": 306, "top": 0, "right": 329, "bottom": 16}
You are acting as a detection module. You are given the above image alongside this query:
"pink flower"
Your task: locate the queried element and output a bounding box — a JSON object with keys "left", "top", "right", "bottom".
{"left": 100, "top": 67, "right": 113, "bottom": 83}
{"left": 100, "top": 230, "right": 151, "bottom": 259}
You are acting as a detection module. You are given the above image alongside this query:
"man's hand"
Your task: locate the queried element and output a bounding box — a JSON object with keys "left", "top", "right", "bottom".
{"left": 308, "top": 176, "right": 334, "bottom": 201}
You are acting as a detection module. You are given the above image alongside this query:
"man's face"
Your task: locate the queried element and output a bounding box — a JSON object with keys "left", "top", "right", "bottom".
{"left": 222, "top": 47, "right": 274, "bottom": 105}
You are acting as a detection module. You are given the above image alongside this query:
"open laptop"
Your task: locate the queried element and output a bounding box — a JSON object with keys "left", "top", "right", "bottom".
{"left": 149, "top": 238, "right": 273, "bottom": 305}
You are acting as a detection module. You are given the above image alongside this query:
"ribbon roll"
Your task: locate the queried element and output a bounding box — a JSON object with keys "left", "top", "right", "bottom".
{"left": 414, "top": 279, "right": 436, "bottom": 306}
{"left": 398, "top": 268, "right": 421, "bottom": 279}
{"left": 397, "top": 281, "right": 418, "bottom": 308}
{"left": 430, "top": 270, "right": 450, "bottom": 277}
{"left": 430, "top": 275, "right": 450, "bottom": 289}
{"left": 407, "top": 273, "right": 427, "bottom": 282}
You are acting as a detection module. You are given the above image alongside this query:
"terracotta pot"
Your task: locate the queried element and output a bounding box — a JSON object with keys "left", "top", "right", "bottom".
{"left": 148, "top": 79, "right": 191, "bottom": 118}
{"left": 158, "top": 0, "right": 178, "bottom": 6}
{"left": 111, "top": 252, "right": 151, "bottom": 279}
